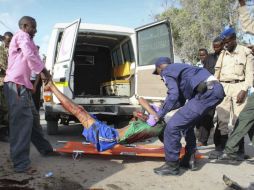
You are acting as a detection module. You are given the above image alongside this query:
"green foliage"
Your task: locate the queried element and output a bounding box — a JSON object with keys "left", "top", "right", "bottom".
{"left": 156, "top": 0, "right": 237, "bottom": 63}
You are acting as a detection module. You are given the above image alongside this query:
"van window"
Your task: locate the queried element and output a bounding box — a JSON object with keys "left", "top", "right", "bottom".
{"left": 54, "top": 32, "right": 63, "bottom": 64}
{"left": 112, "top": 51, "right": 118, "bottom": 66}
{"left": 112, "top": 47, "right": 123, "bottom": 66}
{"left": 122, "top": 40, "right": 134, "bottom": 63}
{"left": 75, "top": 54, "right": 94, "bottom": 65}
{"left": 116, "top": 48, "right": 123, "bottom": 65}
{"left": 137, "top": 23, "right": 173, "bottom": 66}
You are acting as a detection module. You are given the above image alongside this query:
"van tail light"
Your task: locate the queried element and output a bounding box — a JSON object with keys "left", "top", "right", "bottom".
{"left": 44, "top": 90, "right": 52, "bottom": 102}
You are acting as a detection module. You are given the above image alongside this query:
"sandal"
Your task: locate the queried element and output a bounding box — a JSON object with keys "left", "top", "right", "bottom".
{"left": 16, "top": 166, "right": 37, "bottom": 175}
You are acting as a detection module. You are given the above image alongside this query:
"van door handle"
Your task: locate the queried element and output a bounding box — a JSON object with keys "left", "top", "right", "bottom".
{"left": 99, "top": 99, "right": 105, "bottom": 104}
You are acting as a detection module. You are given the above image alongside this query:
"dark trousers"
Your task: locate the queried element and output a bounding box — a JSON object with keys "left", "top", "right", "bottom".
{"left": 214, "top": 122, "right": 244, "bottom": 153}
{"left": 196, "top": 109, "right": 215, "bottom": 144}
{"left": 4, "top": 82, "right": 52, "bottom": 172}
{"left": 225, "top": 94, "right": 254, "bottom": 154}
{"left": 31, "top": 79, "right": 42, "bottom": 111}
{"left": 164, "top": 83, "right": 225, "bottom": 162}
{"left": 213, "top": 126, "right": 228, "bottom": 151}
{"left": 0, "top": 85, "right": 8, "bottom": 125}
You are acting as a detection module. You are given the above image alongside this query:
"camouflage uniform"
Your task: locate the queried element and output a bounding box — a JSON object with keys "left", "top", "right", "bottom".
{"left": 0, "top": 43, "right": 8, "bottom": 126}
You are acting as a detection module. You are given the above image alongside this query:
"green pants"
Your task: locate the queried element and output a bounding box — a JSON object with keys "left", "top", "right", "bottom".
{"left": 225, "top": 94, "right": 254, "bottom": 154}
{"left": 0, "top": 85, "right": 8, "bottom": 125}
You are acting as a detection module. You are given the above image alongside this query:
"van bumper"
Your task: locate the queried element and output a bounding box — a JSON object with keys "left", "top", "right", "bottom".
{"left": 44, "top": 104, "right": 142, "bottom": 117}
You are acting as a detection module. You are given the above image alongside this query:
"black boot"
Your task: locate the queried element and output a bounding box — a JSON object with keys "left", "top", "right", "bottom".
{"left": 180, "top": 152, "right": 197, "bottom": 171}
{"left": 209, "top": 135, "right": 228, "bottom": 159}
{"left": 154, "top": 161, "right": 180, "bottom": 176}
{"left": 219, "top": 152, "right": 249, "bottom": 163}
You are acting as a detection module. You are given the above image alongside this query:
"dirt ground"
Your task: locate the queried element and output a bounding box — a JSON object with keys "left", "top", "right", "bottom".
{"left": 0, "top": 110, "right": 254, "bottom": 190}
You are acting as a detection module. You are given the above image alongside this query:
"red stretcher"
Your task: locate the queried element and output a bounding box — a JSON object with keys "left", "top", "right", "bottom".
{"left": 54, "top": 141, "right": 204, "bottom": 159}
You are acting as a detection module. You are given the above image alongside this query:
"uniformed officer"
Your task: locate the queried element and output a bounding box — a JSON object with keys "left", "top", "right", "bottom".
{"left": 219, "top": 0, "right": 254, "bottom": 161}
{"left": 152, "top": 57, "right": 225, "bottom": 176}
{"left": 211, "top": 27, "right": 254, "bottom": 159}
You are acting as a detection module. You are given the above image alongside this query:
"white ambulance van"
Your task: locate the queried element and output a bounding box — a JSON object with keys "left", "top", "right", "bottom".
{"left": 44, "top": 19, "right": 174, "bottom": 134}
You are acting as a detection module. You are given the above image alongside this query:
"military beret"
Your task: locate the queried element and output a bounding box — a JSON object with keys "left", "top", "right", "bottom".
{"left": 220, "top": 27, "right": 236, "bottom": 39}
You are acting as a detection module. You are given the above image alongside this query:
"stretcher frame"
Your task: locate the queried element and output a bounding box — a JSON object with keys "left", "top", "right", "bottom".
{"left": 54, "top": 141, "right": 204, "bottom": 159}
{"left": 47, "top": 82, "right": 204, "bottom": 160}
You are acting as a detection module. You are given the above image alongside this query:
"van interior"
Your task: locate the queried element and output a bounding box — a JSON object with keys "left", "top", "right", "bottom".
{"left": 72, "top": 32, "right": 135, "bottom": 98}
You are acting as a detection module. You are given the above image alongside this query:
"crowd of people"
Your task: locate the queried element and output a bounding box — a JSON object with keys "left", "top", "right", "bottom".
{"left": 0, "top": 0, "right": 253, "bottom": 177}
{"left": 149, "top": 0, "right": 254, "bottom": 176}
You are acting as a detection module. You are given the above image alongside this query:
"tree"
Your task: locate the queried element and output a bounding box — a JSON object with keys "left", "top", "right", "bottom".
{"left": 155, "top": 0, "right": 237, "bottom": 64}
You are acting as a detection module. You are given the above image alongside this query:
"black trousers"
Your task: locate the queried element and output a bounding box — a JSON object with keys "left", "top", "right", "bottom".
{"left": 196, "top": 109, "right": 215, "bottom": 144}
{"left": 31, "top": 79, "right": 42, "bottom": 111}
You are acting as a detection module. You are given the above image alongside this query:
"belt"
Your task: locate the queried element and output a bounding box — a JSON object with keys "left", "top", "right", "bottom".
{"left": 196, "top": 80, "right": 219, "bottom": 94}
{"left": 221, "top": 80, "right": 245, "bottom": 84}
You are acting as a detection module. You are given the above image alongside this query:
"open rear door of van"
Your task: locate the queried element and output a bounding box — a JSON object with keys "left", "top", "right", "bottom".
{"left": 135, "top": 20, "right": 174, "bottom": 100}
{"left": 52, "top": 19, "right": 81, "bottom": 98}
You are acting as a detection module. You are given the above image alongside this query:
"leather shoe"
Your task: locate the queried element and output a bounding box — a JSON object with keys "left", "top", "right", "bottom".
{"left": 154, "top": 161, "right": 180, "bottom": 176}
{"left": 218, "top": 153, "right": 237, "bottom": 161}
{"left": 41, "top": 149, "right": 60, "bottom": 156}
{"left": 208, "top": 150, "right": 223, "bottom": 159}
{"left": 219, "top": 152, "right": 250, "bottom": 161}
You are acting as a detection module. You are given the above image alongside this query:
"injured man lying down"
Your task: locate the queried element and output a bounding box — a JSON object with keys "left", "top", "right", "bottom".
{"left": 45, "top": 81, "right": 165, "bottom": 152}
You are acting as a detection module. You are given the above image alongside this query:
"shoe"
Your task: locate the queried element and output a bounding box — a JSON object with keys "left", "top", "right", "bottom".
{"left": 219, "top": 152, "right": 250, "bottom": 161}
{"left": 196, "top": 142, "right": 207, "bottom": 147}
{"left": 154, "top": 161, "right": 180, "bottom": 176}
{"left": 218, "top": 153, "right": 237, "bottom": 161}
{"left": 41, "top": 149, "right": 60, "bottom": 156}
{"left": 180, "top": 153, "right": 197, "bottom": 171}
{"left": 236, "top": 153, "right": 250, "bottom": 161}
{"left": 208, "top": 150, "right": 223, "bottom": 159}
{"left": 15, "top": 166, "right": 37, "bottom": 175}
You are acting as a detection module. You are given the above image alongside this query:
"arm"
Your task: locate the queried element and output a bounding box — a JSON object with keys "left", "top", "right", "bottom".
{"left": 238, "top": 0, "right": 254, "bottom": 34}
{"left": 32, "top": 74, "right": 41, "bottom": 93}
{"left": 243, "top": 49, "right": 254, "bottom": 92}
{"left": 138, "top": 97, "right": 157, "bottom": 115}
{"left": 40, "top": 68, "right": 51, "bottom": 85}
{"left": 237, "top": 49, "right": 254, "bottom": 103}
{"left": 157, "top": 76, "right": 180, "bottom": 119}
{"left": 237, "top": 48, "right": 254, "bottom": 103}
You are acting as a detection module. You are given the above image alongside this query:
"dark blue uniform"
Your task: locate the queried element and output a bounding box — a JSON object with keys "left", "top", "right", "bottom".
{"left": 157, "top": 63, "right": 225, "bottom": 162}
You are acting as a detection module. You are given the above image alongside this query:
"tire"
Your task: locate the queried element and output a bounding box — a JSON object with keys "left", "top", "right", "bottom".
{"left": 46, "top": 120, "right": 58, "bottom": 135}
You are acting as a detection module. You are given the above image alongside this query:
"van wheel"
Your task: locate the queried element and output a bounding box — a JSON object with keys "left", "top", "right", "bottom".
{"left": 47, "top": 120, "right": 58, "bottom": 135}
